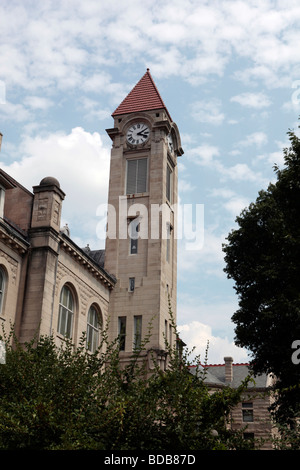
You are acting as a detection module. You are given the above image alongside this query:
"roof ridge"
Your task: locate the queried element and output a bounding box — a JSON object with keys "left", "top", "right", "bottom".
{"left": 191, "top": 362, "right": 250, "bottom": 367}
{"left": 112, "top": 69, "right": 172, "bottom": 121}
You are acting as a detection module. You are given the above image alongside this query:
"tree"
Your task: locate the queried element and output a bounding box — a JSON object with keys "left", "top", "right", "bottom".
{"left": 223, "top": 126, "right": 300, "bottom": 425}
{"left": 0, "top": 313, "right": 253, "bottom": 450}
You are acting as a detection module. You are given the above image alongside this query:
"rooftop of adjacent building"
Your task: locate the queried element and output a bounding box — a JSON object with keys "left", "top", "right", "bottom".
{"left": 189, "top": 357, "right": 273, "bottom": 389}
{"left": 82, "top": 244, "right": 105, "bottom": 269}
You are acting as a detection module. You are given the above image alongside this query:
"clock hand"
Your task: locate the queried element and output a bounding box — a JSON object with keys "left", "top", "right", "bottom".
{"left": 137, "top": 130, "right": 149, "bottom": 137}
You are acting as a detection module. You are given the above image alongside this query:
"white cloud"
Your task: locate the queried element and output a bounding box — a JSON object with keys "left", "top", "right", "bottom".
{"left": 23, "top": 96, "right": 54, "bottom": 111}
{"left": 149, "top": 47, "right": 185, "bottom": 79}
{"left": 82, "top": 72, "right": 112, "bottom": 93}
{"left": 209, "top": 187, "right": 249, "bottom": 218}
{"left": 191, "top": 99, "right": 225, "bottom": 125}
{"left": 188, "top": 144, "right": 267, "bottom": 185}
{"left": 234, "top": 66, "right": 278, "bottom": 89}
{"left": 214, "top": 161, "right": 268, "bottom": 186}
{"left": 0, "top": 127, "right": 110, "bottom": 248}
{"left": 79, "top": 97, "right": 111, "bottom": 121}
{"left": 178, "top": 321, "right": 249, "bottom": 364}
{"left": 209, "top": 188, "right": 236, "bottom": 199}
{"left": 178, "top": 179, "right": 195, "bottom": 193}
{"left": 82, "top": 73, "right": 128, "bottom": 105}
{"left": 265, "top": 139, "right": 291, "bottom": 168}
{"left": 188, "top": 144, "right": 220, "bottom": 165}
{"left": 223, "top": 197, "right": 249, "bottom": 217}
{"left": 241, "top": 131, "right": 268, "bottom": 148}
{"left": 267, "top": 150, "right": 285, "bottom": 168}
{"left": 252, "top": 139, "right": 290, "bottom": 170}
{"left": 0, "top": 100, "right": 31, "bottom": 122}
{"left": 225, "top": 163, "right": 259, "bottom": 182}
{"left": 1, "top": 0, "right": 300, "bottom": 94}
{"left": 178, "top": 227, "right": 226, "bottom": 276}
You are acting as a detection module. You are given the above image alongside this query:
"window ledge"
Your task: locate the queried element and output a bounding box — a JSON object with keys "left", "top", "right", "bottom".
{"left": 126, "top": 192, "right": 149, "bottom": 198}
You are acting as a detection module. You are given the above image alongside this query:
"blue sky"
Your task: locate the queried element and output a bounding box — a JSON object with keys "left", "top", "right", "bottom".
{"left": 1, "top": 0, "right": 300, "bottom": 364}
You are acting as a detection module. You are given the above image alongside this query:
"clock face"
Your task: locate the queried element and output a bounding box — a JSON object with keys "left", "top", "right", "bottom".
{"left": 126, "top": 123, "right": 150, "bottom": 145}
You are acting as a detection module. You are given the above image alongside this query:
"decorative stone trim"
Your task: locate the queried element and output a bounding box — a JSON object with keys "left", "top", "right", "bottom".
{"left": 0, "top": 225, "right": 28, "bottom": 256}
{"left": 59, "top": 236, "right": 115, "bottom": 290}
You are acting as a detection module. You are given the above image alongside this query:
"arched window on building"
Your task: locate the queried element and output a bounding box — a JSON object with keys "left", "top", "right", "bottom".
{"left": 0, "top": 267, "right": 6, "bottom": 315}
{"left": 86, "top": 304, "right": 102, "bottom": 353}
{"left": 57, "top": 285, "right": 74, "bottom": 338}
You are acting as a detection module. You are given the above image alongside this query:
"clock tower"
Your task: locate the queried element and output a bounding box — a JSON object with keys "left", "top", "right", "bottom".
{"left": 105, "top": 69, "right": 183, "bottom": 369}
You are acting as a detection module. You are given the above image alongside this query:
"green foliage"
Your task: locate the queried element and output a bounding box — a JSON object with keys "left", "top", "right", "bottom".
{"left": 223, "top": 125, "right": 300, "bottom": 425}
{"left": 0, "top": 313, "right": 252, "bottom": 451}
{"left": 272, "top": 410, "right": 300, "bottom": 450}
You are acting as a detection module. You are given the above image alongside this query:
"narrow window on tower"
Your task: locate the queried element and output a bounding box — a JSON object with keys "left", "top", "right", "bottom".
{"left": 118, "top": 316, "right": 126, "bottom": 351}
{"left": 166, "top": 222, "right": 171, "bottom": 262}
{"left": 165, "top": 320, "right": 168, "bottom": 344}
{"left": 166, "top": 222, "right": 173, "bottom": 263}
{"left": 133, "top": 315, "right": 142, "bottom": 350}
{"left": 130, "top": 217, "right": 139, "bottom": 254}
{"left": 129, "top": 277, "right": 135, "bottom": 292}
{"left": 166, "top": 164, "right": 173, "bottom": 202}
{"left": 126, "top": 158, "right": 148, "bottom": 194}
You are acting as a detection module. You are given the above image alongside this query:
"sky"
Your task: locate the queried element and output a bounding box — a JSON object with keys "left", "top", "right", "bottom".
{"left": 1, "top": 0, "right": 300, "bottom": 364}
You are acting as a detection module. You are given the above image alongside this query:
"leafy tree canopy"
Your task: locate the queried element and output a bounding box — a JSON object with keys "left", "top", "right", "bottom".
{"left": 223, "top": 126, "right": 300, "bottom": 423}
{"left": 0, "top": 316, "right": 252, "bottom": 451}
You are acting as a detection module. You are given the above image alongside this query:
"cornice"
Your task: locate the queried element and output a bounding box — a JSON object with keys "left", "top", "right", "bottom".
{"left": 59, "top": 234, "right": 116, "bottom": 290}
{"left": 0, "top": 219, "right": 29, "bottom": 255}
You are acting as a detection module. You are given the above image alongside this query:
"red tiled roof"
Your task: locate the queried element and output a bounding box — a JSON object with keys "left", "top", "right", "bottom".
{"left": 112, "top": 69, "right": 172, "bottom": 121}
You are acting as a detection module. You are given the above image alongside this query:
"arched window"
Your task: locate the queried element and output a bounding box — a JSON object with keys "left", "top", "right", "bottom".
{"left": 86, "top": 304, "right": 102, "bottom": 353}
{"left": 57, "top": 285, "right": 74, "bottom": 338}
{"left": 0, "top": 267, "right": 6, "bottom": 315}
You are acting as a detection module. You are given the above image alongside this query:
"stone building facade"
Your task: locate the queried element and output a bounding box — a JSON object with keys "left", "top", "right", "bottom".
{"left": 0, "top": 170, "right": 115, "bottom": 351}
{"left": 190, "top": 357, "right": 276, "bottom": 449}
{"left": 0, "top": 71, "right": 275, "bottom": 446}
{"left": 0, "top": 70, "right": 183, "bottom": 365}
{"left": 105, "top": 69, "right": 183, "bottom": 368}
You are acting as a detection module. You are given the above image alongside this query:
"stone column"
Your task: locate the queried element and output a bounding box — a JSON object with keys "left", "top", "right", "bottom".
{"left": 19, "top": 177, "right": 65, "bottom": 343}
